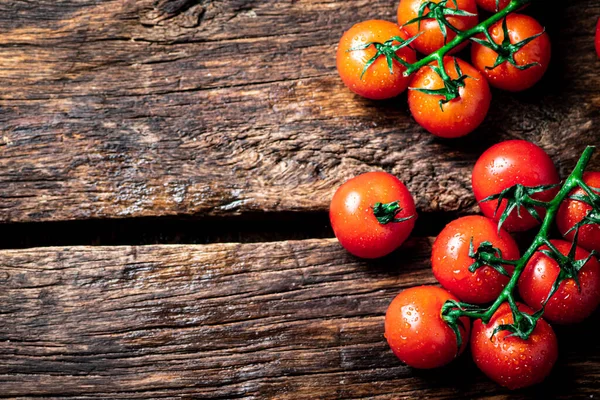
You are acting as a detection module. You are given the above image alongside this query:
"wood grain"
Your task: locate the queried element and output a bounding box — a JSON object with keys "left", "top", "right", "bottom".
{"left": 0, "top": 0, "right": 598, "bottom": 223}
{"left": 0, "top": 239, "right": 599, "bottom": 399}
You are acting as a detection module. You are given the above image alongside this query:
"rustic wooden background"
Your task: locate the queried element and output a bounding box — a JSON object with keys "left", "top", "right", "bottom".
{"left": 0, "top": 0, "right": 599, "bottom": 398}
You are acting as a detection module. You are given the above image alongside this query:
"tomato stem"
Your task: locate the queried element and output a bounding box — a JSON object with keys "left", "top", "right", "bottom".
{"left": 372, "top": 201, "right": 415, "bottom": 224}
{"left": 402, "top": 0, "right": 533, "bottom": 77}
{"left": 443, "top": 146, "right": 597, "bottom": 345}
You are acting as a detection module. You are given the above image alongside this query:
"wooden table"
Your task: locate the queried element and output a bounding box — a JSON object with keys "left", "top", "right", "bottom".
{"left": 0, "top": 0, "right": 599, "bottom": 398}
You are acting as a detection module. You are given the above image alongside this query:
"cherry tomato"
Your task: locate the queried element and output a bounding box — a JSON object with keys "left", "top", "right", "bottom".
{"left": 336, "top": 20, "right": 418, "bottom": 100}
{"left": 432, "top": 215, "right": 520, "bottom": 304}
{"left": 471, "top": 14, "right": 551, "bottom": 92}
{"left": 385, "top": 285, "right": 470, "bottom": 369}
{"left": 596, "top": 18, "right": 600, "bottom": 59}
{"left": 518, "top": 239, "right": 600, "bottom": 324}
{"left": 472, "top": 140, "right": 560, "bottom": 232}
{"left": 471, "top": 302, "right": 558, "bottom": 389}
{"left": 408, "top": 57, "right": 491, "bottom": 138}
{"left": 329, "top": 171, "right": 416, "bottom": 258}
{"left": 398, "top": 0, "right": 478, "bottom": 55}
{"left": 557, "top": 172, "right": 600, "bottom": 253}
{"left": 475, "top": 0, "right": 510, "bottom": 12}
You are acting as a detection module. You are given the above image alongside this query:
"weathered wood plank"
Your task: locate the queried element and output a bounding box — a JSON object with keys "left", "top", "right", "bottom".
{"left": 0, "top": 239, "right": 599, "bottom": 398}
{"left": 0, "top": 0, "right": 598, "bottom": 223}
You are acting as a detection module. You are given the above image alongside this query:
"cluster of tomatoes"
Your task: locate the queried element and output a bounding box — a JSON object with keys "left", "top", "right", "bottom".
{"left": 329, "top": 140, "right": 600, "bottom": 389}
{"left": 336, "top": 0, "right": 551, "bottom": 138}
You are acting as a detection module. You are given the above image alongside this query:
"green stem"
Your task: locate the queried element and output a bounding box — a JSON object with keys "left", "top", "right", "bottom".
{"left": 448, "top": 146, "right": 596, "bottom": 325}
{"left": 482, "top": 255, "right": 518, "bottom": 266}
{"left": 402, "top": 0, "right": 532, "bottom": 77}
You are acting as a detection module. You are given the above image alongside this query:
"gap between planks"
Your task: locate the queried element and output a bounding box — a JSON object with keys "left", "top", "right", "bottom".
{"left": 0, "top": 211, "right": 463, "bottom": 250}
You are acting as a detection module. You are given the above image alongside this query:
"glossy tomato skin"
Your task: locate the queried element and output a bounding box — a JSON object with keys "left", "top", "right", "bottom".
{"left": 408, "top": 57, "right": 491, "bottom": 138}
{"left": 475, "top": 0, "right": 510, "bottom": 12}
{"left": 472, "top": 140, "right": 560, "bottom": 232}
{"left": 337, "top": 20, "right": 418, "bottom": 100}
{"left": 432, "top": 215, "right": 520, "bottom": 304}
{"left": 471, "top": 14, "right": 551, "bottom": 92}
{"left": 398, "top": 0, "right": 478, "bottom": 55}
{"left": 330, "top": 171, "right": 416, "bottom": 259}
{"left": 471, "top": 302, "right": 558, "bottom": 389}
{"left": 385, "top": 286, "right": 470, "bottom": 369}
{"left": 518, "top": 240, "right": 600, "bottom": 324}
{"left": 557, "top": 172, "right": 600, "bottom": 253}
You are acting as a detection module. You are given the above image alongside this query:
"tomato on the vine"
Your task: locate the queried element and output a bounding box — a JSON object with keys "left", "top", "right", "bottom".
{"left": 336, "top": 20, "right": 418, "bottom": 100}
{"left": 432, "top": 215, "right": 520, "bottom": 304}
{"left": 385, "top": 285, "right": 470, "bottom": 369}
{"left": 471, "top": 14, "right": 551, "bottom": 92}
{"left": 557, "top": 172, "right": 600, "bottom": 253}
{"left": 471, "top": 302, "right": 558, "bottom": 389}
{"left": 472, "top": 140, "right": 560, "bottom": 232}
{"left": 518, "top": 239, "right": 600, "bottom": 324}
{"left": 397, "top": 0, "right": 479, "bottom": 55}
{"left": 329, "top": 171, "right": 416, "bottom": 258}
{"left": 475, "top": 0, "right": 510, "bottom": 12}
{"left": 408, "top": 57, "right": 491, "bottom": 138}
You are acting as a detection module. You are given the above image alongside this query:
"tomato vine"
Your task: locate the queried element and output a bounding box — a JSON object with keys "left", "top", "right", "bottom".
{"left": 345, "top": 0, "right": 540, "bottom": 109}
{"left": 442, "top": 146, "right": 599, "bottom": 348}
{"left": 401, "top": 0, "right": 534, "bottom": 77}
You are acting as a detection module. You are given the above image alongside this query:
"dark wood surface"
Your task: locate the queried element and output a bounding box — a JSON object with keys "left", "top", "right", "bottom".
{"left": 0, "top": 0, "right": 598, "bottom": 223}
{"left": 1, "top": 0, "right": 600, "bottom": 398}
{"left": 1, "top": 239, "right": 600, "bottom": 399}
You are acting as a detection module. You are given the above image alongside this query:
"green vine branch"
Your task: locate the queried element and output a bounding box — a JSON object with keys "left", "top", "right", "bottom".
{"left": 442, "top": 146, "right": 598, "bottom": 345}
{"left": 402, "top": 0, "right": 534, "bottom": 77}
{"left": 403, "top": 0, "right": 477, "bottom": 44}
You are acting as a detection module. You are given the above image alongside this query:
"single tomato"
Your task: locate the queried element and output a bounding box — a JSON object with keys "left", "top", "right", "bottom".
{"left": 432, "top": 215, "right": 520, "bottom": 304}
{"left": 471, "top": 14, "right": 551, "bottom": 92}
{"left": 471, "top": 302, "right": 558, "bottom": 389}
{"left": 330, "top": 171, "right": 416, "bottom": 258}
{"left": 408, "top": 57, "right": 491, "bottom": 138}
{"left": 385, "top": 285, "right": 470, "bottom": 369}
{"left": 475, "top": 0, "right": 510, "bottom": 12}
{"left": 472, "top": 140, "right": 560, "bottom": 232}
{"left": 398, "top": 0, "right": 478, "bottom": 55}
{"left": 518, "top": 239, "right": 600, "bottom": 324}
{"left": 558, "top": 172, "right": 600, "bottom": 253}
{"left": 337, "top": 20, "right": 418, "bottom": 100}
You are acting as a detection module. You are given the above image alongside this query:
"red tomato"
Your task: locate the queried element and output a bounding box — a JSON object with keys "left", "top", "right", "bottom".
{"left": 385, "top": 285, "right": 470, "bottom": 369}
{"left": 475, "top": 0, "right": 510, "bottom": 12}
{"left": 557, "top": 172, "right": 600, "bottom": 253}
{"left": 471, "top": 302, "right": 558, "bottom": 389}
{"left": 432, "top": 215, "right": 520, "bottom": 304}
{"left": 329, "top": 171, "right": 416, "bottom": 258}
{"left": 408, "top": 57, "right": 491, "bottom": 138}
{"left": 398, "top": 0, "right": 478, "bottom": 55}
{"left": 472, "top": 140, "right": 560, "bottom": 232}
{"left": 471, "top": 14, "right": 551, "bottom": 92}
{"left": 336, "top": 20, "right": 418, "bottom": 100}
{"left": 518, "top": 239, "right": 600, "bottom": 324}
{"left": 596, "top": 18, "right": 600, "bottom": 59}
